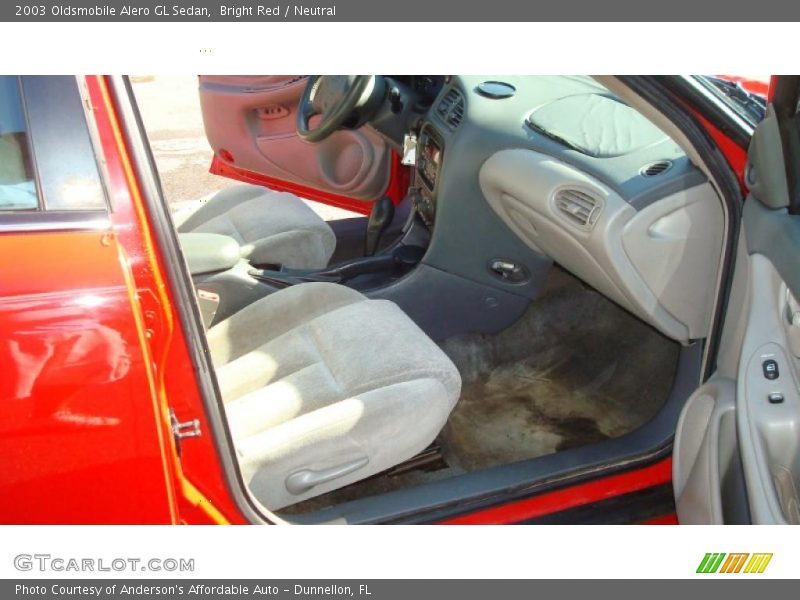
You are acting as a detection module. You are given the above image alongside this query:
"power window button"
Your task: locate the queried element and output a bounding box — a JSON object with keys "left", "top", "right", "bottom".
{"left": 762, "top": 359, "right": 780, "bottom": 380}
{"left": 768, "top": 392, "right": 785, "bottom": 404}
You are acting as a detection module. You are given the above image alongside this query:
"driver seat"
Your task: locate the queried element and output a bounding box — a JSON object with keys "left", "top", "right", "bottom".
{"left": 175, "top": 184, "right": 337, "bottom": 270}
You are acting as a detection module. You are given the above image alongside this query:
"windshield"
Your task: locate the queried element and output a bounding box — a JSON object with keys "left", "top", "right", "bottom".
{"left": 696, "top": 75, "right": 768, "bottom": 125}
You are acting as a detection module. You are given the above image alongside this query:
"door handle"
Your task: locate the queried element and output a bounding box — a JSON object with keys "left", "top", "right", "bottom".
{"left": 256, "top": 105, "right": 289, "bottom": 120}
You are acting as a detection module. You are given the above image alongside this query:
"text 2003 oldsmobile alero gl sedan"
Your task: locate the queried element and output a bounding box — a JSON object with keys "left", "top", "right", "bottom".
{"left": 0, "top": 74, "right": 797, "bottom": 525}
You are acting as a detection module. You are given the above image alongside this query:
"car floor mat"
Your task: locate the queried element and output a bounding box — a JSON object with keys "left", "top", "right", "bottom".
{"left": 439, "top": 266, "right": 680, "bottom": 471}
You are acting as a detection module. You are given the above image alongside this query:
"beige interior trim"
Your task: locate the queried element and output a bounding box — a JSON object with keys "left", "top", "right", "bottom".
{"left": 480, "top": 147, "right": 723, "bottom": 342}
{"left": 595, "top": 76, "right": 732, "bottom": 370}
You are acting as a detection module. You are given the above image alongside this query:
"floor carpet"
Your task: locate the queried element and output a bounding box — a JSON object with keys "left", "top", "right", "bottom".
{"left": 280, "top": 267, "right": 680, "bottom": 515}
{"left": 439, "top": 267, "right": 680, "bottom": 471}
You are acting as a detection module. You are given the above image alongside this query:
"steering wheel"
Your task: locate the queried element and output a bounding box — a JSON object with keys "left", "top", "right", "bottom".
{"left": 296, "top": 76, "right": 374, "bottom": 143}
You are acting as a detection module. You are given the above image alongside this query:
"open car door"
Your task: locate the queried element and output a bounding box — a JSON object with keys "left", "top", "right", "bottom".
{"left": 673, "top": 76, "right": 800, "bottom": 524}
{"left": 198, "top": 76, "right": 405, "bottom": 214}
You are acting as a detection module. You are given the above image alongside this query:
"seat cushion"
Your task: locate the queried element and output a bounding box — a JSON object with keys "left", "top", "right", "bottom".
{"left": 177, "top": 184, "right": 336, "bottom": 269}
{"left": 207, "top": 282, "right": 462, "bottom": 510}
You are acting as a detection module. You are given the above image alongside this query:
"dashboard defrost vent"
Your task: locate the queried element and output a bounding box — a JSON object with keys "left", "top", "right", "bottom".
{"left": 437, "top": 88, "right": 465, "bottom": 130}
{"left": 640, "top": 160, "right": 673, "bottom": 177}
{"left": 554, "top": 188, "right": 601, "bottom": 228}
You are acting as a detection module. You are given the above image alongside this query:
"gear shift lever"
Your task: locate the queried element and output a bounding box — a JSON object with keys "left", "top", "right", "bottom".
{"left": 364, "top": 196, "right": 395, "bottom": 256}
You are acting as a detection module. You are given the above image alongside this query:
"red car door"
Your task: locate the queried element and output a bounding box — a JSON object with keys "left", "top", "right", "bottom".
{"left": 0, "top": 76, "right": 181, "bottom": 523}
{"left": 198, "top": 75, "right": 409, "bottom": 214}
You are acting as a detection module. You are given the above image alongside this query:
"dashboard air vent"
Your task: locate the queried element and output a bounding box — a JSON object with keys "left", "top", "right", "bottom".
{"left": 554, "top": 188, "right": 601, "bottom": 228}
{"left": 640, "top": 160, "right": 673, "bottom": 177}
{"left": 437, "top": 88, "right": 465, "bottom": 130}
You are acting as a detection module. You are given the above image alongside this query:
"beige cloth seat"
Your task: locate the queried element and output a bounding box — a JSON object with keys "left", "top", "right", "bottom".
{"left": 207, "top": 282, "right": 462, "bottom": 509}
{"left": 176, "top": 184, "right": 336, "bottom": 270}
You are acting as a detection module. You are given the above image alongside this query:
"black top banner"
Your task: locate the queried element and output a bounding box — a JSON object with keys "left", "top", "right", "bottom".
{"left": 3, "top": 0, "right": 800, "bottom": 21}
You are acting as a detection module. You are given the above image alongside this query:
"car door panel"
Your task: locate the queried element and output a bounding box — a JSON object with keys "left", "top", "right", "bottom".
{"left": 199, "top": 75, "right": 391, "bottom": 202}
{"left": 743, "top": 198, "right": 800, "bottom": 298}
{"left": 673, "top": 377, "right": 750, "bottom": 524}
{"left": 727, "top": 101, "right": 800, "bottom": 524}
{"left": 673, "top": 80, "right": 800, "bottom": 524}
{"left": 674, "top": 221, "right": 799, "bottom": 527}
{"left": 736, "top": 230, "right": 800, "bottom": 524}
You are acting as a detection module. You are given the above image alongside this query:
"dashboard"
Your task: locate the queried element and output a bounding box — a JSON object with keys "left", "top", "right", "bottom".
{"left": 406, "top": 75, "right": 725, "bottom": 344}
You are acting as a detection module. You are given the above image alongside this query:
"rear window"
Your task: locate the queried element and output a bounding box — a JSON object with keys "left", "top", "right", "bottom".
{"left": 0, "top": 76, "right": 36, "bottom": 210}
{"left": 0, "top": 76, "right": 107, "bottom": 213}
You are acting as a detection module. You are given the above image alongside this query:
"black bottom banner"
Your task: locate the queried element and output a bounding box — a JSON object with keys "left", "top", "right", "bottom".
{"left": 4, "top": 580, "right": 796, "bottom": 600}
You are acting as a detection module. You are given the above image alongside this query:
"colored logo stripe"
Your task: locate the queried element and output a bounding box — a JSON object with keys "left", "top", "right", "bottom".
{"left": 744, "top": 553, "right": 773, "bottom": 573}
{"left": 719, "top": 553, "right": 749, "bottom": 573}
{"left": 697, "top": 553, "right": 726, "bottom": 573}
{"left": 697, "top": 553, "right": 772, "bottom": 574}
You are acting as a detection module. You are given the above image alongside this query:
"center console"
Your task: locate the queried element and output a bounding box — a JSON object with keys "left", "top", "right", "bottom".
{"left": 413, "top": 124, "right": 444, "bottom": 227}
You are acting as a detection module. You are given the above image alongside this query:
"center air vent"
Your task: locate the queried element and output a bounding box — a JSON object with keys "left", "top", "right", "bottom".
{"left": 640, "top": 160, "right": 673, "bottom": 177}
{"left": 437, "top": 88, "right": 465, "bottom": 130}
{"left": 554, "top": 188, "right": 601, "bottom": 228}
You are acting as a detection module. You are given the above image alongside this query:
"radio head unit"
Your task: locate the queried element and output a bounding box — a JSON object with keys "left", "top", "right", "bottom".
{"left": 414, "top": 125, "right": 444, "bottom": 227}
{"left": 418, "top": 127, "right": 443, "bottom": 192}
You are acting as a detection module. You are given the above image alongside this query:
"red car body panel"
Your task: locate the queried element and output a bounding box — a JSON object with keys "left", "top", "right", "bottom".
{"left": 0, "top": 76, "right": 247, "bottom": 524}
{"left": 0, "top": 229, "right": 179, "bottom": 523}
{"left": 87, "top": 76, "right": 248, "bottom": 524}
{"left": 441, "top": 459, "right": 673, "bottom": 525}
{"left": 0, "top": 75, "right": 756, "bottom": 524}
